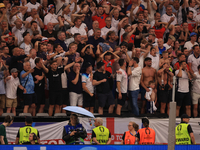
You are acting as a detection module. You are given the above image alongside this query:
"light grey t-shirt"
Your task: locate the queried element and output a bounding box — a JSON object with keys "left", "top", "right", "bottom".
{"left": 82, "top": 73, "right": 94, "bottom": 94}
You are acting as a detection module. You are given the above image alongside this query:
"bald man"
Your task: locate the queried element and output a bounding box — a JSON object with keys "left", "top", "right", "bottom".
{"left": 157, "top": 38, "right": 166, "bottom": 55}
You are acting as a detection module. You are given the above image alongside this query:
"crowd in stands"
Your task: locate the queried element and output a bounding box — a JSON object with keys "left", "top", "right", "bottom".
{"left": 0, "top": 0, "right": 199, "bottom": 117}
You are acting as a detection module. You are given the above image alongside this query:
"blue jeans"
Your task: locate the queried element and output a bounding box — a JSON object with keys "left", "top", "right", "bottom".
{"left": 129, "top": 90, "right": 140, "bottom": 116}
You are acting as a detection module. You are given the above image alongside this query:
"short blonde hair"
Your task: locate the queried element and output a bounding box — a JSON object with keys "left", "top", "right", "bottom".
{"left": 95, "top": 117, "right": 103, "bottom": 125}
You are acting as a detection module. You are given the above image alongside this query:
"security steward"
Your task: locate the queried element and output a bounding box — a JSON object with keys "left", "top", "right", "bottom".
{"left": 15, "top": 116, "right": 40, "bottom": 144}
{"left": 137, "top": 118, "right": 155, "bottom": 145}
{"left": 121, "top": 121, "right": 139, "bottom": 144}
{"left": 91, "top": 117, "right": 111, "bottom": 145}
{"left": 62, "top": 114, "right": 87, "bottom": 145}
{"left": 175, "top": 114, "right": 196, "bottom": 144}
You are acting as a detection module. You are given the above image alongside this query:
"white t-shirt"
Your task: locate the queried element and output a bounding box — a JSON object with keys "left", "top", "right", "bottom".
{"left": 29, "top": 57, "right": 37, "bottom": 69}
{"left": 141, "top": 0, "right": 157, "bottom": 22}
{"left": 175, "top": 69, "right": 189, "bottom": 93}
{"left": 192, "top": 71, "right": 200, "bottom": 93}
{"left": 189, "top": 6, "right": 198, "bottom": 18}
{"left": 139, "top": 55, "right": 144, "bottom": 69}
{"left": 70, "top": 26, "right": 87, "bottom": 35}
{"left": 147, "top": 52, "right": 160, "bottom": 71}
{"left": 10, "top": 12, "right": 23, "bottom": 25}
{"left": 25, "top": 2, "right": 41, "bottom": 13}
{"left": 6, "top": 75, "right": 20, "bottom": 99}
{"left": 116, "top": 68, "right": 128, "bottom": 93}
{"left": 187, "top": 54, "right": 200, "bottom": 72}
{"left": 101, "top": 26, "right": 117, "bottom": 36}
{"left": 111, "top": 17, "right": 119, "bottom": 31}
{"left": 82, "top": 73, "right": 94, "bottom": 93}
{"left": 184, "top": 41, "right": 198, "bottom": 51}
{"left": 44, "top": 13, "right": 58, "bottom": 25}
{"left": 26, "top": 16, "right": 42, "bottom": 26}
{"left": 12, "top": 25, "right": 26, "bottom": 45}
{"left": 88, "top": 29, "right": 103, "bottom": 37}
{"left": 128, "top": 66, "right": 142, "bottom": 91}
{"left": 161, "top": 13, "right": 177, "bottom": 26}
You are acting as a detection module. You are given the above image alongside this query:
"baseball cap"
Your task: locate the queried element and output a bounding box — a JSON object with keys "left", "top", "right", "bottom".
{"left": 142, "top": 118, "right": 149, "bottom": 124}
{"left": 97, "top": 61, "right": 105, "bottom": 69}
{"left": 85, "top": 62, "right": 92, "bottom": 69}
{"left": 190, "top": 32, "right": 197, "bottom": 37}
{"left": 168, "top": 35, "right": 176, "bottom": 41}
{"left": 10, "top": 68, "right": 18, "bottom": 73}
{"left": 48, "top": 4, "right": 54, "bottom": 11}
{"left": 42, "top": 37, "right": 49, "bottom": 43}
{"left": 0, "top": 3, "right": 5, "bottom": 8}
{"left": 181, "top": 114, "right": 190, "bottom": 119}
{"left": 25, "top": 116, "right": 33, "bottom": 124}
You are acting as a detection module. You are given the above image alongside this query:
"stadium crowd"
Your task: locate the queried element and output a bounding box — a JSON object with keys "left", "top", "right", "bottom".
{"left": 0, "top": 0, "right": 199, "bottom": 117}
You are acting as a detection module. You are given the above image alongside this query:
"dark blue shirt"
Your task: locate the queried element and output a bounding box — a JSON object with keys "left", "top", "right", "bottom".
{"left": 87, "top": 36, "right": 105, "bottom": 54}
{"left": 68, "top": 70, "right": 82, "bottom": 94}
{"left": 54, "top": 39, "right": 68, "bottom": 51}
{"left": 159, "top": 47, "right": 166, "bottom": 55}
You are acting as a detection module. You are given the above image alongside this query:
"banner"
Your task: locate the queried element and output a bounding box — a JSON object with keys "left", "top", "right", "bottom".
{"left": 6, "top": 117, "right": 200, "bottom": 144}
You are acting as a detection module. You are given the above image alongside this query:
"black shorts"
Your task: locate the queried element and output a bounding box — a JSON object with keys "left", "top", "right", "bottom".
{"left": 117, "top": 92, "right": 127, "bottom": 106}
{"left": 83, "top": 91, "right": 95, "bottom": 108}
{"left": 49, "top": 91, "right": 63, "bottom": 105}
{"left": 140, "top": 85, "right": 147, "bottom": 101}
{"left": 23, "top": 93, "right": 37, "bottom": 106}
{"left": 176, "top": 92, "right": 191, "bottom": 106}
{"left": 97, "top": 91, "right": 115, "bottom": 107}
{"left": 35, "top": 89, "right": 45, "bottom": 105}
{"left": 158, "top": 90, "right": 172, "bottom": 103}
{"left": 62, "top": 88, "right": 69, "bottom": 105}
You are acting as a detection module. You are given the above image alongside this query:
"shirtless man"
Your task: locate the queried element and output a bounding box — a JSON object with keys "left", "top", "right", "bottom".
{"left": 159, "top": 51, "right": 170, "bottom": 68}
{"left": 140, "top": 57, "right": 157, "bottom": 114}
{"left": 157, "top": 63, "right": 174, "bottom": 115}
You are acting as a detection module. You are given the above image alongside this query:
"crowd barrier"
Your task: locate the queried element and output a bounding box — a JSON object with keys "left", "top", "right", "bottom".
{"left": 3, "top": 117, "right": 200, "bottom": 144}
{"left": 0, "top": 145, "right": 200, "bottom": 150}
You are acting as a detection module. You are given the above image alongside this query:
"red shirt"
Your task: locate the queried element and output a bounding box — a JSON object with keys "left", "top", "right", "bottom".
{"left": 92, "top": 13, "right": 109, "bottom": 29}
{"left": 121, "top": 34, "right": 135, "bottom": 44}
{"left": 103, "top": 59, "right": 115, "bottom": 74}
{"left": 153, "top": 26, "right": 166, "bottom": 39}
{"left": 188, "top": 20, "right": 196, "bottom": 33}
{"left": 174, "top": 62, "right": 190, "bottom": 70}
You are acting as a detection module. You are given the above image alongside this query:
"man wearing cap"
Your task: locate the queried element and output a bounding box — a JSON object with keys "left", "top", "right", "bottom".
{"left": 82, "top": 62, "right": 95, "bottom": 113}
{"left": 136, "top": 118, "right": 156, "bottom": 145}
{"left": 0, "top": 3, "right": 7, "bottom": 23}
{"left": 184, "top": 32, "right": 198, "bottom": 51}
{"left": 93, "top": 61, "right": 115, "bottom": 115}
{"left": 15, "top": 116, "right": 40, "bottom": 144}
{"left": 175, "top": 114, "right": 195, "bottom": 144}
{"left": 5, "top": 68, "right": 26, "bottom": 116}
{"left": 44, "top": 5, "right": 59, "bottom": 28}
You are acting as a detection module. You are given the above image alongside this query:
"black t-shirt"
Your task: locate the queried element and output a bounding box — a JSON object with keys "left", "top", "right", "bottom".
{"left": 134, "top": 27, "right": 147, "bottom": 48}
{"left": 93, "top": 70, "right": 111, "bottom": 93}
{"left": 68, "top": 70, "right": 82, "bottom": 94}
{"left": 7, "top": 43, "right": 16, "bottom": 56}
{"left": 32, "top": 67, "right": 45, "bottom": 91}
{"left": 87, "top": 36, "right": 105, "bottom": 54}
{"left": 46, "top": 66, "right": 64, "bottom": 92}
{"left": 77, "top": 43, "right": 86, "bottom": 54}
{"left": 42, "top": 30, "right": 57, "bottom": 39}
